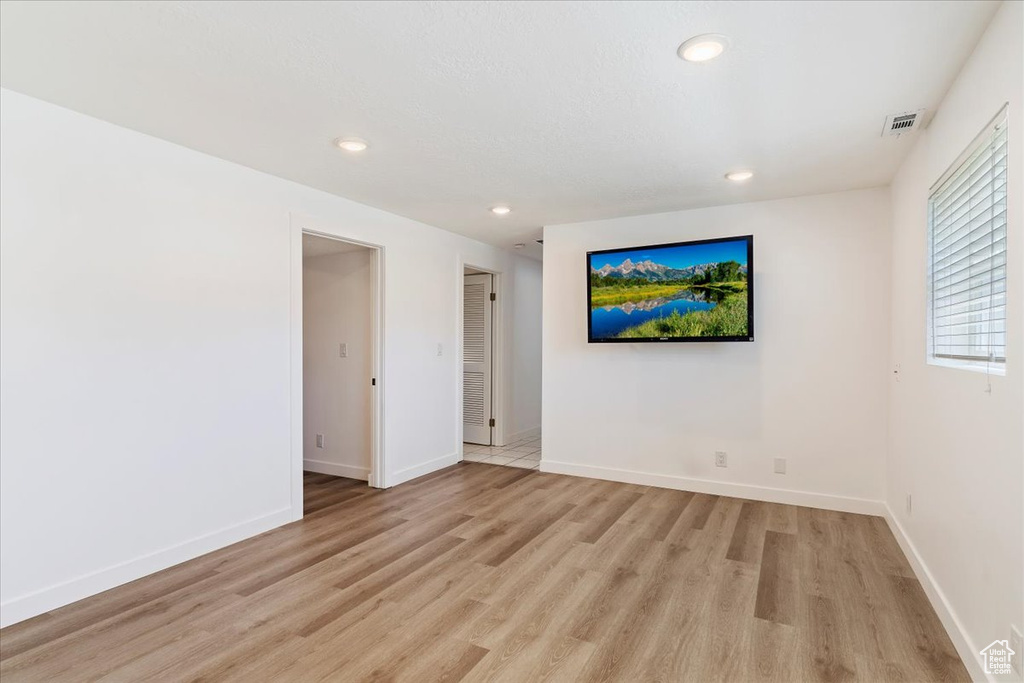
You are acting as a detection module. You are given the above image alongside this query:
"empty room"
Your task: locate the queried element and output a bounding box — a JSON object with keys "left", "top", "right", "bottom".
{"left": 0, "top": 1, "right": 1021, "bottom": 682}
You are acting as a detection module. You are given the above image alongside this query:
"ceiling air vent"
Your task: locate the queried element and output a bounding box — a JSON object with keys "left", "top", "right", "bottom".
{"left": 881, "top": 109, "right": 926, "bottom": 137}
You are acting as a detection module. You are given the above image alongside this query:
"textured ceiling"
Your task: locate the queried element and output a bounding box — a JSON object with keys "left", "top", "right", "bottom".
{"left": 0, "top": 1, "right": 1000, "bottom": 258}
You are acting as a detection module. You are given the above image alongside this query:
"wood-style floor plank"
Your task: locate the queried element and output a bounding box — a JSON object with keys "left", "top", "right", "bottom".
{"left": 754, "top": 529, "right": 798, "bottom": 625}
{"left": 726, "top": 500, "right": 769, "bottom": 563}
{"left": 0, "top": 462, "right": 970, "bottom": 682}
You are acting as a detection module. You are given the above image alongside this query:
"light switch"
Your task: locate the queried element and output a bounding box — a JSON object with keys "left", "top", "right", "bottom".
{"left": 437, "top": 343, "right": 443, "bottom": 356}
{"left": 340, "top": 343, "right": 348, "bottom": 358}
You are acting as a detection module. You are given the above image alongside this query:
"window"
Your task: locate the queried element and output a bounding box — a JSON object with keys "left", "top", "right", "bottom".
{"left": 928, "top": 106, "right": 1008, "bottom": 371}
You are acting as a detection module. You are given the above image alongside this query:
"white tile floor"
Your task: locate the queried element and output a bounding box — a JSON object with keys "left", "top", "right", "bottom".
{"left": 463, "top": 435, "right": 541, "bottom": 469}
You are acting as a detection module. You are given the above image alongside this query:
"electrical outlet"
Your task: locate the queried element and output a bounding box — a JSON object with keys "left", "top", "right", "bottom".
{"left": 715, "top": 451, "right": 727, "bottom": 468}
{"left": 906, "top": 494, "right": 912, "bottom": 515}
{"left": 339, "top": 343, "right": 348, "bottom": 358}
{"left": 774, "top": 458, "right": 786, "bottom": 474}
{"left": 315, "top": 434, "right": 324, "bottom": 448}
{"left": 1010, "top": 625, "right": 1022, "bottom": 677}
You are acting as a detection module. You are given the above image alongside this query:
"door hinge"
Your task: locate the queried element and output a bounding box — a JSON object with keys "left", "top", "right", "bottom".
{"left": 489, "top": 292, "right": 496, "bottom": 301}
{"left": 371, "top": 378, "right": 376, "bottom": 386}
{"left": 488, "top": 418, "right": 495, "bottom": 427}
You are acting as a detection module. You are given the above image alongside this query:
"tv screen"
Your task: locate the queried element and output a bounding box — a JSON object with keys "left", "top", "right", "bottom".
{"left": 587, "top": 235, "right": 754, "bottom": 343}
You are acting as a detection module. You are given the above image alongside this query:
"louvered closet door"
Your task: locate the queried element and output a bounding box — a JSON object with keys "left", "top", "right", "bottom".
{"left": 463, "top": 273, "right": 493, "bottom": 445}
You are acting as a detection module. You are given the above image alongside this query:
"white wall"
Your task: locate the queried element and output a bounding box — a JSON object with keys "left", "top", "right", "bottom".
{"left": 542, "top": 188, "right": 891, "bottom": 512}
{"left": 0, "top": 88, "right": 541, "bottom": 626}
{"left": 510, "top": 256, "right": 543, "bottom": 439}
{"left": 303, "top": 248, "right": 373, "bottom": 480}
{"left": 887, "top": 2, "right": 1023, "bottom": 679}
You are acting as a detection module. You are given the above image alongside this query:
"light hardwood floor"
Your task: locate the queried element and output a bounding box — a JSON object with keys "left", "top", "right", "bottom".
{"left": 0, "top": 464, "right": 969, "bottom": 682}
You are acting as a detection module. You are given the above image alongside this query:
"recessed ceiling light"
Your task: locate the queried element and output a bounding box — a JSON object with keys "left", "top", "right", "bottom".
{"left": 334, "top": 137, "right": 368, "bottom": 152}
{"left": 678, "top": 34, "right": 729, "bottom": 63}
{"left": 491, "top": 205, "right": 512, "bottom": 216}
{"left": 725, "top": 170, "right": 754, "bottom": 182}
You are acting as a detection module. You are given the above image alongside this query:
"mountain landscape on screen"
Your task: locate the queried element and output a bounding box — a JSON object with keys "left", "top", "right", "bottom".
{"left": 592, "top": 258, "right": 748, "bottom": 281}
{"left": 588, "top": 237, "right": 752, "bottom": 341}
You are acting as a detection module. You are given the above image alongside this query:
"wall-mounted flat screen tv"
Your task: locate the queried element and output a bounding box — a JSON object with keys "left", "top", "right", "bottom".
{"left": 587, "top": 235, "right": 754, "bottom": 343}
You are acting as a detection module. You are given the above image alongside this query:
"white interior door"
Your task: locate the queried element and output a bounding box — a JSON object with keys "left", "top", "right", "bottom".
{"left": 463, "top": 273, "right": 493, "bottom": 445}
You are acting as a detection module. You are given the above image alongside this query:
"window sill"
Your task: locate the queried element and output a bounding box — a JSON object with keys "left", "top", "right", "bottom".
{"left": 927, "top": 356, "right": 1007, "bottom": 376}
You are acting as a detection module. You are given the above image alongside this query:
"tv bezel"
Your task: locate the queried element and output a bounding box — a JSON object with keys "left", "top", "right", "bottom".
{"left": 586, "top": 234, "right": 755, "bottom": 344}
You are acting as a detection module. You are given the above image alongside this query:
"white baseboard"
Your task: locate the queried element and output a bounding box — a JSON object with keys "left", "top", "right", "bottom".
{"left": 883, "top": 505, "right": 989, "bottom": 683}
{"left": 506, "top": 426, "right": 541, "bottom": 443}
{"left": 0, "top": 507, "right": 294, "bottom": 629}
{"left": 539, "top": 460, "right": 885, "bottom": 516}
{"left": 390, "top": 452, "right": 460, "bottom": 487}
{"left": 303, "top": 459, "right": 370, "bottom": 481}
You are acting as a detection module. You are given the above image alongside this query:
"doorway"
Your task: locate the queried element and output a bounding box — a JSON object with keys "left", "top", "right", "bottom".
{"left": 460, "top": 265, "right": 539, "bottom": 469}
{"left": 301, "top": 232, "right": 383, "bottom": 490}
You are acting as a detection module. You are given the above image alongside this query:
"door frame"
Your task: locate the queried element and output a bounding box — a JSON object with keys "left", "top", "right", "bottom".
{"left": 290, "top": 218, "right": 387, "bottom": 521}
{"left": 456, "top": 259, "right": 507, "bottom": 460}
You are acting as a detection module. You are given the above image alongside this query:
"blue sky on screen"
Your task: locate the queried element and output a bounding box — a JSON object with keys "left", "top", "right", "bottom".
{"left": 590, "top": 238, "right": 748, "bottom": 271}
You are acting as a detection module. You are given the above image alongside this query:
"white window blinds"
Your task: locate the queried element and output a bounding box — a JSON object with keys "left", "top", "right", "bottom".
{"left": 928, "top": 107, "right": 1008, "bottom": 365}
